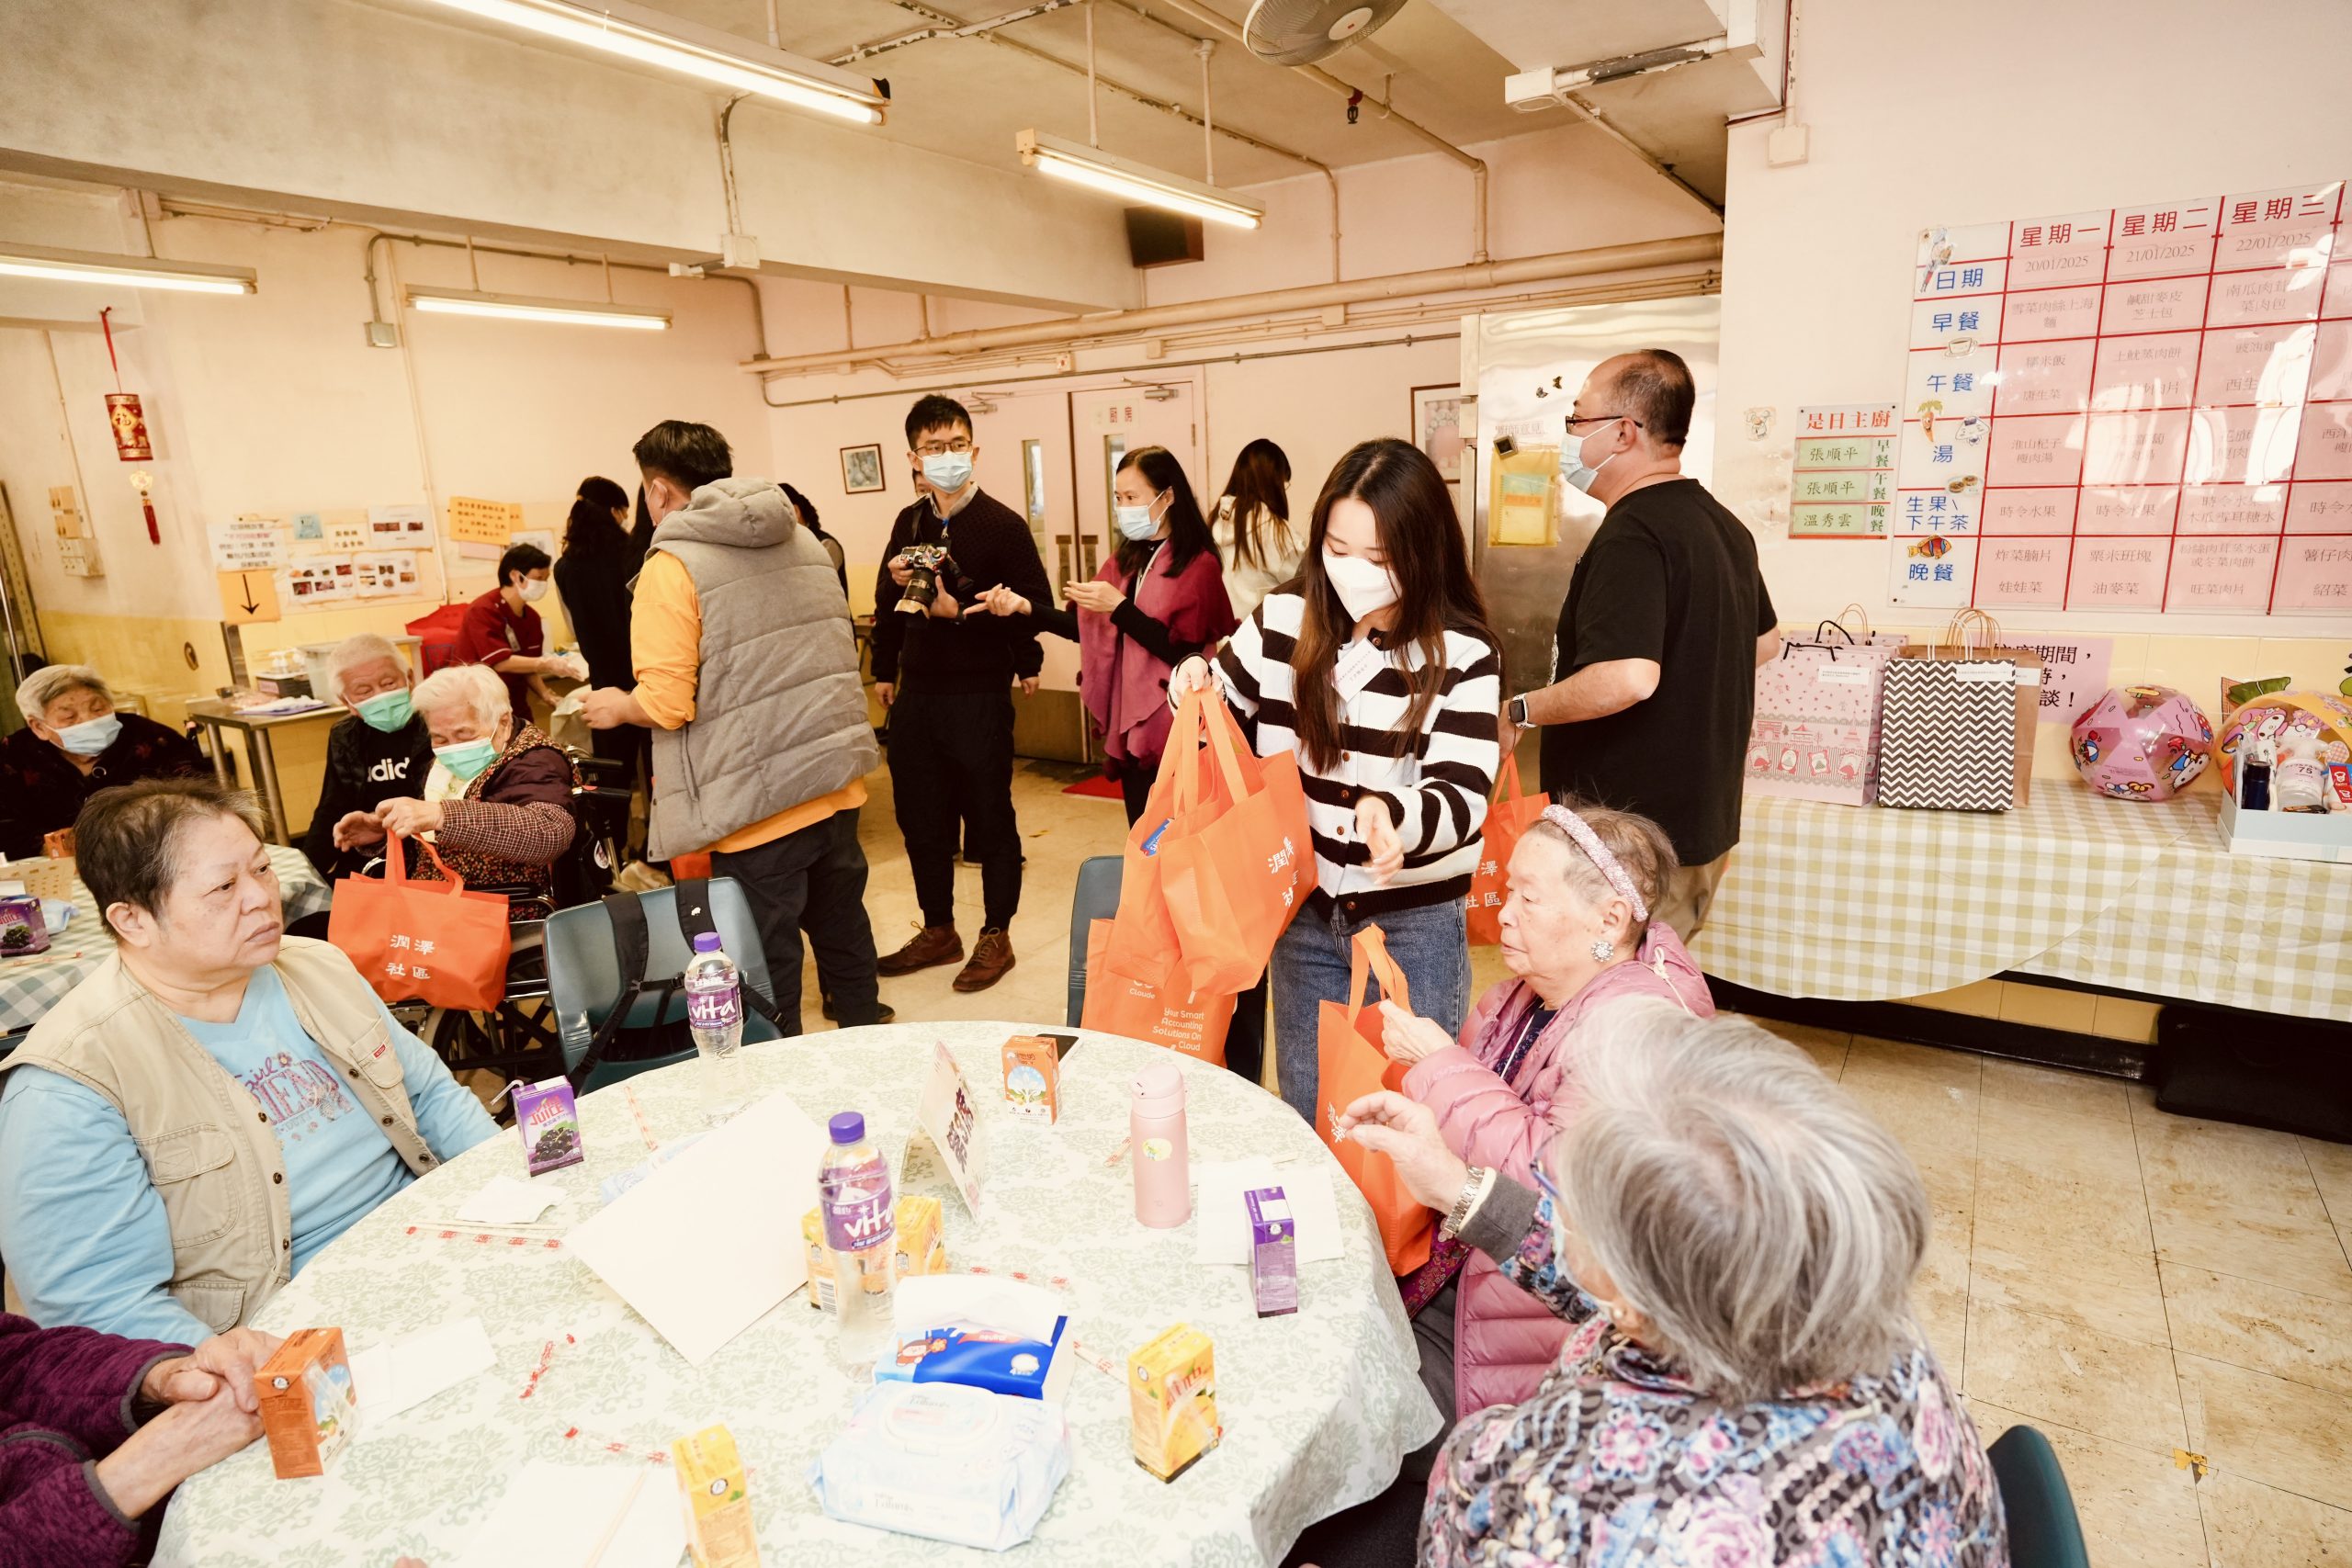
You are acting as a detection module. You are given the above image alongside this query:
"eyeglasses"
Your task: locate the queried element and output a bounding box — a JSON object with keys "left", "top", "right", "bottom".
{"left": 915, "top": 436, "right": 974, "bottom": 457}
{"left": 1564, "top": 412, "right": 1642, "bottom": 432}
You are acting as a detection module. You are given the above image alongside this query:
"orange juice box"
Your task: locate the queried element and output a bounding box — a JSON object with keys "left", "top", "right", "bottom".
{"left": 1000, "top": 1033, "right": 1060, "bottom": 1122}
{"left": 257, "top": 1327, "right": 356, "bottom": 1479}
{"left": 802, "top": 1194, "right": 947, "bottom": 1311}
{"left": 1128, "top": 1322, "right": 1220, "bottom": 1482}
{"left": 673, "top": 1423, "right": 761, "bottom": 1568}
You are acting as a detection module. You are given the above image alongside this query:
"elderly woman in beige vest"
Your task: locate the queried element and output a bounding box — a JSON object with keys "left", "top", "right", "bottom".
{"left": 0, "top": 780, "right": 497, "bottom": 1341}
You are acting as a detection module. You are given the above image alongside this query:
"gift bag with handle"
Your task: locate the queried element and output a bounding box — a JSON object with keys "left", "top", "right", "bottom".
{"left": 1080, "top": 919, "right": 1237, "bottom": 1066}
{"left": 1746, "top": 622, "right": 1906, "bottom": 807}
{"left": 1317, "top": 926, "right": 1436, "bottom": 1276}
{"left": 326, "top": 835, "right": 511, "bottom": 1010}
{"left": 1466, "top": 753, "right": 1551, "bottom": 942}
{"left": 1875, "top": 610, "right": 2032, "bottom": 814}
{"left": 1103, "top": 693, "right": 1236, "bottom": 988}
{"left": 1149, "top": 693, "right": 1316, "bottom": 997}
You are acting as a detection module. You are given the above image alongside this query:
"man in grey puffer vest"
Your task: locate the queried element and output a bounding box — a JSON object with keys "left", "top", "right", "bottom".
{"left": 581, "top": 421, "right": 884, "bottom": 1031}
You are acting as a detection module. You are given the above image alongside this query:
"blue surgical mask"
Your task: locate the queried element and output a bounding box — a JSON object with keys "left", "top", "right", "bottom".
{"left": 356, "top": 689, "right": 414, "bottom": 733}
{"left": 1559, "top": 423, "right": 1617, "bottom": 495}
{"left": 434, "top": 737, "right": 499, "bottom": 783}
{"left": 1114, "top": 491, "right": 1166, "bottom": 541}
{"left": 921, "top": 451, "right": 974, "bottom": 494}
{"left": 53, "top": 714, "right": 122, "bottom": 756}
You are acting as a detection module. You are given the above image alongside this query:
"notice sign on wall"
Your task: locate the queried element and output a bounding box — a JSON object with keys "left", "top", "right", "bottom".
{"left": 2007, "top": 636, "right": 2115, "bottom": 723}
{"left": 208, "top": 515, "right": 288, "bottom": 572}
{"left": 1789, "top": 404, "right": 1896, "bottom": 537}
{"left": 1894, "top": 179, "right": 2351, "bottom": 614}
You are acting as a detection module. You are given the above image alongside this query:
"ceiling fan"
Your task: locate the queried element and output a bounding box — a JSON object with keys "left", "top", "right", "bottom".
{"left": 1240, "top": 0, "right": 1407, "bottom": 66}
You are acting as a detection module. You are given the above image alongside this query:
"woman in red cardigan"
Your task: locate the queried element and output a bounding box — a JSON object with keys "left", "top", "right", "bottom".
{"left": 0, "top": 1314, "right": 276, "bottom": 1566}
{"left": 980, "top": 446, "right": 1237, "bottom": 824}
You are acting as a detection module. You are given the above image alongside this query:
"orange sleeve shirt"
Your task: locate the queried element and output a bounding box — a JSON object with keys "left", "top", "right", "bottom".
{"left": 630, "top": 549, "right": 865, "bottom": 855}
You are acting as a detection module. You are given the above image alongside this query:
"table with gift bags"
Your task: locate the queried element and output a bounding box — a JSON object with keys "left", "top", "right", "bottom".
{"left": 1698, "top": 610, "right": 2352, "bottom": 1019}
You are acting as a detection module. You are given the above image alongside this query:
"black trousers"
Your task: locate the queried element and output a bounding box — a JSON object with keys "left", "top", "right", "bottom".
{"left": 710, "top": 807, "right": 881, "bottom": 1033}
{"left": 888, "top": 690, "right": 1022, "bottom": 931}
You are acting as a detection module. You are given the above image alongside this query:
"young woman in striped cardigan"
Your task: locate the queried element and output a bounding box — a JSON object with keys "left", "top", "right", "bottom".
{"left": 1170, "top": 438, "right": 1503, "bottom": 1123}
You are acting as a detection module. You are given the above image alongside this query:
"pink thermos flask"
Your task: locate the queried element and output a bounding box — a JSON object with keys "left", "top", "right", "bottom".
{"left": 1131, "top": 1059, "right": 1191, "bottom": 1228}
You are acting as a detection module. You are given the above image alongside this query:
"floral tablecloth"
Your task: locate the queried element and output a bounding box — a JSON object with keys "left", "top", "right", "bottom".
{"left": 157, "top": 1021, "right": 1441, "bottom": 1567}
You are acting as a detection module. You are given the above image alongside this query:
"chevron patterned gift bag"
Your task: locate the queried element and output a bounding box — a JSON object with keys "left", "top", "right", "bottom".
{"left": 1872, "top": 656, "right": 2018, "bottom": 811}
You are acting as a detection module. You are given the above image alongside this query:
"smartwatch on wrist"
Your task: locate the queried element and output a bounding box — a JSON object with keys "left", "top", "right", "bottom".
{"left": 1508, "top": 694, "right": 1530, "bottom": 728}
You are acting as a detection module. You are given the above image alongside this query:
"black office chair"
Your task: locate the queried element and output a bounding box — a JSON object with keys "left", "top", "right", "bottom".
{"left": 1065, "top": 854, "right": 1125, "bottom": 1027}
{"left": 1987, "top": 1425, "right": 2091, "bottom": 1568}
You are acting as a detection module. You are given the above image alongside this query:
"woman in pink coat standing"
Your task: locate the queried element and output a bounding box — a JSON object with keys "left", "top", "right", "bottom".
{"left": 1379, "top": 799, "right": 1714, "bottom": 1425}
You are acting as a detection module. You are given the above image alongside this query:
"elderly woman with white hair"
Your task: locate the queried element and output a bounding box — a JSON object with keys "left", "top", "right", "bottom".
{"left": 332, "top": 663, "right": 577, "bottom": 913}
{"left": 300, "top": 634, "right": 434, "bottom": 881}
{"left": 1336, "top": 1004, "right": 2005, "bottom": 1565}
{"left": 1, "top": 664, "right": 205, "bottom": 861}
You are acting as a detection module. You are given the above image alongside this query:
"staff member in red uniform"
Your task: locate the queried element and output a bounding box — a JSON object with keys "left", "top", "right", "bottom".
{"left": 452, "top": 543, "right": 580, "bottom": 721}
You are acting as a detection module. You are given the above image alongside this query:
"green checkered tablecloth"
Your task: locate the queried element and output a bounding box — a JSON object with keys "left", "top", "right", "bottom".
{"left": 1692, "top": 786, "right": 2352, "bottom": 1021}
{"left": 0, "top": 844, "right": 330, "bottom": 1038}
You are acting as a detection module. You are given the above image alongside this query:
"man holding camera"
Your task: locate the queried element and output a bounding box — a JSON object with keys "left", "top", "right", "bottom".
{"left": 871, "top": 394, "right": 1052, "bottom": 993}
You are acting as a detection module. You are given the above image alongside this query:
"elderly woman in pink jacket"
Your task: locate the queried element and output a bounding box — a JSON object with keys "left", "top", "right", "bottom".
{"left": 1377, "top": 798, "right": 1714, "bottom": 1426}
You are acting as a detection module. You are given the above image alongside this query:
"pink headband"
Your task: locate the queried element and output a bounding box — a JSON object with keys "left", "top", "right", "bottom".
{"left": 1539, "top": 805, "right": 1649, "bottom": 923}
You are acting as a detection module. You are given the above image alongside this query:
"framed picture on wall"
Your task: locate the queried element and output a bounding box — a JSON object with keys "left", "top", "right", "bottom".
{"left": 1412, "top": 384, "right": 1464, "bottom": 484}
{"left": 840, "top": 444, "right": 887, "bottom": 493}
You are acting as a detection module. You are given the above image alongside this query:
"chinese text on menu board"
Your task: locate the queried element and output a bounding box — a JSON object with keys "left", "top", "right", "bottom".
{"left": 1789, "top": 404, "right": 1896, "bottom": 537}
{"left": 1894, "top": 180, "right": 2350, "bottom": 614}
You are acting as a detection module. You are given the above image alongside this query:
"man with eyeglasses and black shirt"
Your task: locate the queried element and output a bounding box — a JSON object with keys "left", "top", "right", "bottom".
{"left": 1499, "top": 350, "right": 1781, "bottom": 942}
{"left": 870, "top": 394, "right": 1053, "bottom": 994}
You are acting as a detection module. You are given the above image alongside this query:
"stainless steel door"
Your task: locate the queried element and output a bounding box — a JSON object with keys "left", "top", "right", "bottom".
{"left": 0, "top": 482, "right": 44, "bottom": 734}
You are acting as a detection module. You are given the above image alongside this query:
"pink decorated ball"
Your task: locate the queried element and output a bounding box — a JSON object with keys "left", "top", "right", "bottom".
{"left": 2069, "top": 684, "right": 2213, "bottom": 802}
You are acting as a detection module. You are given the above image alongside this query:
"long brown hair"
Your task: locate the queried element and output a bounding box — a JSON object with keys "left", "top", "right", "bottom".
{"left": 1290, "top": 438, "right": 1497, "bottom": 771}
{"left": 1217, "top": 437, "right": 1291, "bottom": 570}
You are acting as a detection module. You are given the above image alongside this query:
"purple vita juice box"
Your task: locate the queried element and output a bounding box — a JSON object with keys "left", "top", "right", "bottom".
{"left": 1244, "top": 1187, "right": 1297, "bottom": 1318}
{"left": 514, "top": 1077, "right": 584, "bottom": 1176}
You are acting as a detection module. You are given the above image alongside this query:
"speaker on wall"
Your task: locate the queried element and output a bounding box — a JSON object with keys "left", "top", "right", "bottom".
{"left": 1125, "top": 208, "right": 1205, "bottom": 269}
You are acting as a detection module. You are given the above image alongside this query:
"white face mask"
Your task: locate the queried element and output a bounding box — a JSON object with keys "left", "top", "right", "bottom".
{"left": 1322, "top": 549, "right": 1398, "bottom": 623}
{"left": 518, "top": 577, "right": 549, "bottom": 604}
{"left": 1559, "top": 420, "right": 1621, "bottom": 495}
{"left": 1114, "top": 491, "right": 1167, "bottom": 542}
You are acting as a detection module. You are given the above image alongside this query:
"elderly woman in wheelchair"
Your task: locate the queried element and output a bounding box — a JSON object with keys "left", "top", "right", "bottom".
{"left": 332, "top": 664, "right": 579, "bottom": 920}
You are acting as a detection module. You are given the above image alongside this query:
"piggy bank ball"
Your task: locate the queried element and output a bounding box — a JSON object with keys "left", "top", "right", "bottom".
{"left": 2070, "top": 685, "right": 2212, "bottom": 802}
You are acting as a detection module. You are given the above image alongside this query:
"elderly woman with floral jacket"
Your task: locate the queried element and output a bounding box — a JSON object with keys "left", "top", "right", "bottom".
{"left": 0, "top": 1314, "right": 277, "bottom": 1568}
{"left": 1338, "top": 1005, "right": 2006, "bottom": 1566}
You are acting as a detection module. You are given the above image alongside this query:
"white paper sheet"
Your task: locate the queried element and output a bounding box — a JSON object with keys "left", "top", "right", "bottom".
{"left": 452, "top": 1460, "right": 683, "bottom": 1568}
{"left": 348, "top": 1317, "right": 499, "bottom": 1422}
{"left": 565, "top": 1090, "right": 823, "bottom": 1366}
{"left": 1193, "top": 1158, "right": 1342, "bottom": 1265}
{"left": 457, "top": 1175, "right": 566, "bottom": 1225}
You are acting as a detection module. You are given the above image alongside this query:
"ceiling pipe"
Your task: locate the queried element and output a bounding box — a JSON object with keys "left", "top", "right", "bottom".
{"left": 1117, "top": 0, "right": 1488, "bottom": 261}
{"left": 744, "top": 231, "right": 1718, "bottom": 375}
{"left": 830, "top": 0, "right": 1082, "bottom": 65}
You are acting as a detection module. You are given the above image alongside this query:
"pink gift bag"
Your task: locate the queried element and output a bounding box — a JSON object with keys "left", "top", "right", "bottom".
{"left": 1747, "top": 624, "right": 1907, "bottom": 807}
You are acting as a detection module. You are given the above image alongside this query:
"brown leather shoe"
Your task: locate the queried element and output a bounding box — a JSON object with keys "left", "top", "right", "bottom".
{"left": 951, "top": 927, "right": 1015, "bottom": 993}
{"left": 877, "top": 924, "right": 962, "bottom": 976}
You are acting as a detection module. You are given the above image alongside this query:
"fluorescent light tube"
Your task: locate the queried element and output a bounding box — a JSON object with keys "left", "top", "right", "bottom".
{"left": 0, "top": 244, "right": 256, "bottom": 296}
{"left": 417, "top": 0, "right": 887, "bottom": 124}
{"left": 1017, "top": 130, "right": 1263, "bottom": 230}
{"left": 407, "top": 288, "right": 671, "bottom": 331}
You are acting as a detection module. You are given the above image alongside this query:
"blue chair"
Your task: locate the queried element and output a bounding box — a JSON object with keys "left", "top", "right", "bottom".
{"left": 542, "top": 877, "right": 784, "bottom": 1094}
{"left": 1065, "top": 854, "right": 1125, "bottom": 1027}
{"left": 1987, "top": 1425, "right": 2091, "bottom": 1568}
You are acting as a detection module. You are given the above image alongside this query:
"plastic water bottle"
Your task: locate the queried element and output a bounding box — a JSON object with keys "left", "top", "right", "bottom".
{"left": 819, "top": 1111, "right": 899, "bottom": 1370}
{"left": 682, "top": 932, "right": 747, "bottom": 1125}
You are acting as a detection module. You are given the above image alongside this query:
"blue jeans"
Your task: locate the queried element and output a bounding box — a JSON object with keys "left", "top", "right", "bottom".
{"left": 1271, "top": 896, "right": 1471, "bottom": 1124}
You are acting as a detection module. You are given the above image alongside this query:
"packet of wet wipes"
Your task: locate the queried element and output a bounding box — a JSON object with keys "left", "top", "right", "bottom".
{"left": 807, "top": 1381, "right": 1071, "bottom": 1551}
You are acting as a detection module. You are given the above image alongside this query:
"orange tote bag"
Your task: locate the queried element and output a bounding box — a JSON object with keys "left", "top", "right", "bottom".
{"left": 1157, "top": 695, "right": 1315, "bottom": 996}
{"left": 1466, "top": 754, "right": 1549, "bottom": 946}
{"left": 327, "top": 836, "right": 512, "bottom": 1010}
{"left": 1317, "top": 925, "right": 1436, "bottom": 1276}
{"left": 1080, "top": 919, "right": 1237, "bottom": 1066}
{"left": 1103, "top": 695, "right": 1235, "bottom": 988}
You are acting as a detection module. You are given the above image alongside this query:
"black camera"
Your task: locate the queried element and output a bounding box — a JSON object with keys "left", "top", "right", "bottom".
{"left": 897, "top": 542, "right": 952, "bottom": 615}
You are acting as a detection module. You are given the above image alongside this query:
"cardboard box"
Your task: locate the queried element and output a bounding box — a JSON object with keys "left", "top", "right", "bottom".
{"left": 514, "top": 1077, "right": 583, "bottom": 1175}
{"left": 1245, "top": 1188, "right": 1297, "bottom": 1318}
{"left": 1129, "top": 1323, "right": 1219, "bottom": 1482}
{"left": 1000, "top": 1034, "right": 1060, "bottom": 1122}
{"left": 257, "top": 1327, "right": 357, "bottom": 1479}
{"left": 673, "top": 1423, "right": 761, "bottom": 1568}
{"left": 802, "top": 1195, "right": 947, "bottom": 1311}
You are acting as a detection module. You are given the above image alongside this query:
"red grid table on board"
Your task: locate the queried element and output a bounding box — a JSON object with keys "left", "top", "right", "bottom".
{"left": 1894, "top": 181, "right": 2350, "bottom": 615}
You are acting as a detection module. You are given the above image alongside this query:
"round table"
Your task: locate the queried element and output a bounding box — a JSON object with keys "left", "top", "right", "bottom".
{"left": 157, "top": 1021, "right": 1440, "bottom": 1567}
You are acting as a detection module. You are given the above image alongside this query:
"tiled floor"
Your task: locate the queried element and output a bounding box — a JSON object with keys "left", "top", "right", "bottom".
{"left": 830, "top": 759, "right": 2352, "bottom": 1566}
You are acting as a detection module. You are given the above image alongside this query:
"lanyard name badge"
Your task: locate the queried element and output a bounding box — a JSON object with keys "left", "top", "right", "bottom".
{"left": 1333, "top": 638, "right": 1385, "bottom": 703}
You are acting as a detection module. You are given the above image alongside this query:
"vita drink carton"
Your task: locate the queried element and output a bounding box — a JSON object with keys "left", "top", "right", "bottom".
{"left": 673, "top": 1423, "right": 761, "bottom": 1568}
{"left": 1128, "top": 1323, "right": 1220, "bottom": 1482}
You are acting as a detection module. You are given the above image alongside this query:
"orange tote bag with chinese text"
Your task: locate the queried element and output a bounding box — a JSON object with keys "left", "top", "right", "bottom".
{"left": 1317, "top": 925, "right": 1436, "bottom": 1276}
{"left": 327, "top": 836, "right": 511, "bottom": 1010}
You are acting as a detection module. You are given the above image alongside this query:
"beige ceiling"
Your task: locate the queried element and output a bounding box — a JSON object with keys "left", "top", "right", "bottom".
{"left": 651, "top": 0, "right": 1588, "bottom": 191}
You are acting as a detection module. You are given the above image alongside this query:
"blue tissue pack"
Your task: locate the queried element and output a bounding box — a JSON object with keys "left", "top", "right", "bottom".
{"left": 873, "top": 1316, "right": 1071, "bottom": 1401}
